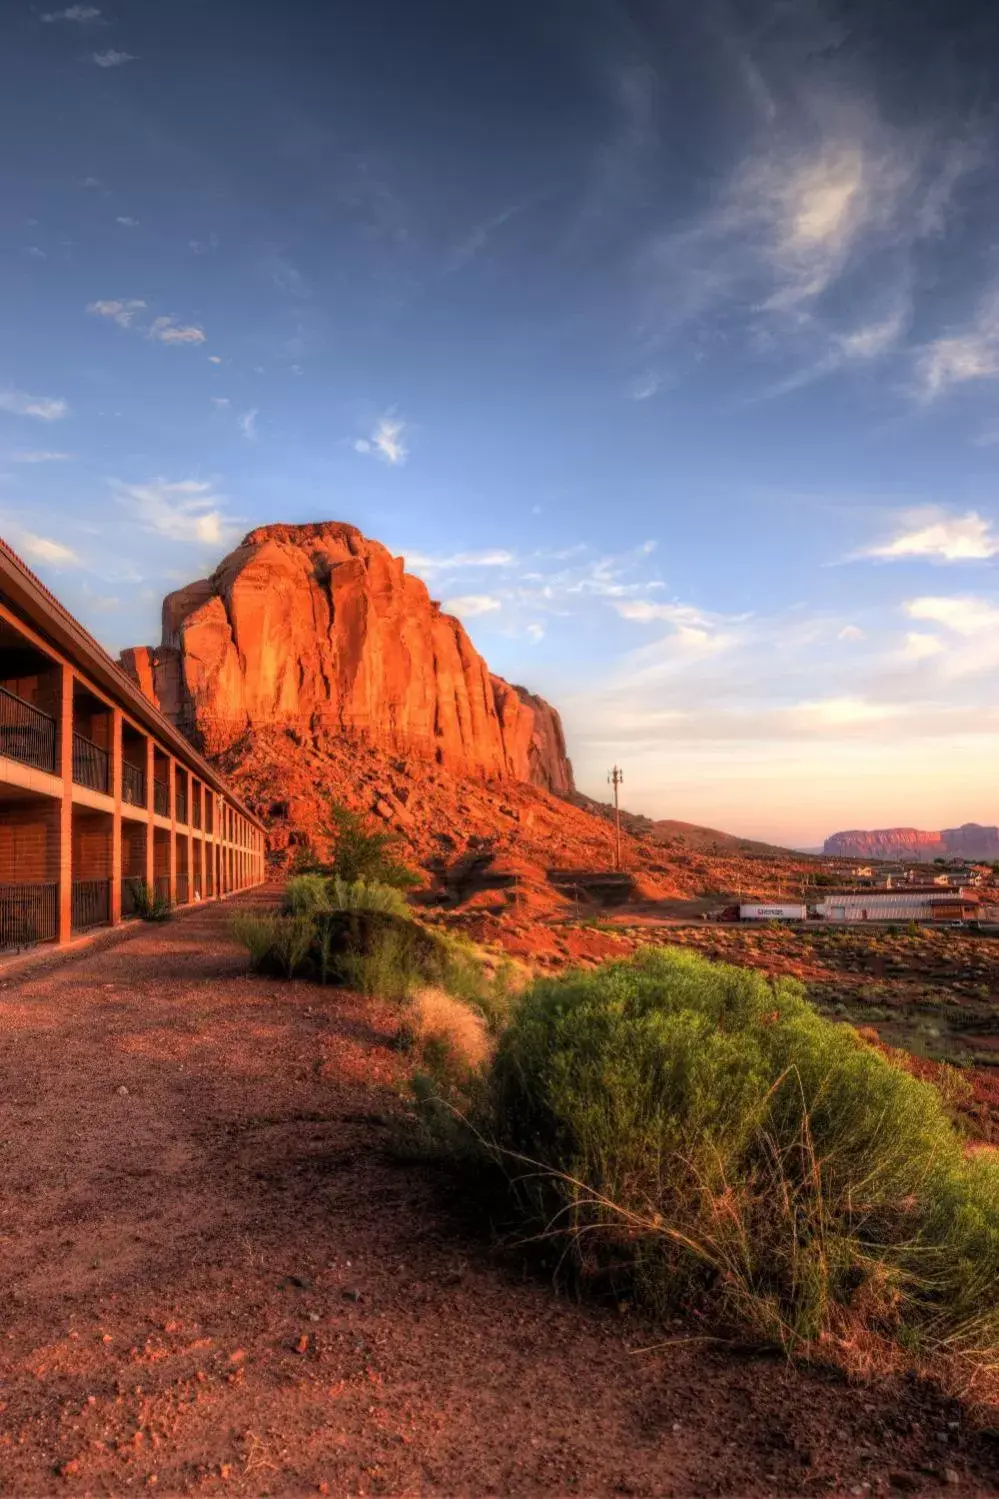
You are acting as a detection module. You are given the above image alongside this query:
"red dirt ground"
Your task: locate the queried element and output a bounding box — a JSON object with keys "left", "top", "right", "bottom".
{"left": 2, "top": 900, "right": 999, "bottom": 1497}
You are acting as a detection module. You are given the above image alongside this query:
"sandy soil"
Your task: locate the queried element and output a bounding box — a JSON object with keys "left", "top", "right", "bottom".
{"left": 1, "top": 899, "right": 998, "bottom": 1497}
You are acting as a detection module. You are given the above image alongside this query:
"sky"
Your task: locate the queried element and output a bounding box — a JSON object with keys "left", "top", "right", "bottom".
{"left": 2, "top": 0, "right": 999, "bottom": 848}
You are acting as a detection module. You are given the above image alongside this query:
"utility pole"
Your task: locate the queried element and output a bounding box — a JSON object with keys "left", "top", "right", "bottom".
{"left": 608, "top": 765, "right": 623, "bottom": 871}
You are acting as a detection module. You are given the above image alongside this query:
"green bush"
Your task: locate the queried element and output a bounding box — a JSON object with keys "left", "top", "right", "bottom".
{"left": 284, "top": 873, "right": 330, "bottom": 916}
{"left": 230, "top": 910, "right": 315, "bottom": 979}
{"left": 130, "top": 880, "right": 172, "bottom": 922}
{"left": 321, "top": 804, "right": 420, "bottom": 890}
{"left": 484, "top": 946, "right": 999, "bottom": 1361}
{"left": 231, "top": 911, "right": 280, "bottom": 971}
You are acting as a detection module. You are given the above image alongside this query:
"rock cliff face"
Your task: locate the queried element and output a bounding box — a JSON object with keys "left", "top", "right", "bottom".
{"left": 120, "top": 521, "right": 574, "bottom": 794}
{"left": 823, "top": 824, "right": 999, "bottom": 861}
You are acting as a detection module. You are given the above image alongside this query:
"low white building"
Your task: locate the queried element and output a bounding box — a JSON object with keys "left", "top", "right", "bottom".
{"left": 815, "top": 889, "right": 977, "bottom": 923}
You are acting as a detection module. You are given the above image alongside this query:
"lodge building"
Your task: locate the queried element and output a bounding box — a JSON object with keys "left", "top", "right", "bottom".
{"left": 0, "top": 536, "right": 265, "bottom": 955}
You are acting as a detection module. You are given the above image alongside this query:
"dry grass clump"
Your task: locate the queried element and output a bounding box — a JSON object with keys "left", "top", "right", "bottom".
{"left": 408, "top": 986, "right": 493, "bottom": 1073}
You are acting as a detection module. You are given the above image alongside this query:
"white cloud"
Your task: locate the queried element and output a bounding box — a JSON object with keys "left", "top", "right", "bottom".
{"left": 900, "top": 631, "right": 943, "bottom": 661}
{"left": 785, "top": 696, "right": 899, "bottom": 727}
{"left": 189, "top": 234, "right": 219, "bottom": 255}
{"left": 838, "top": 624, "right": 865, "bottom": 641}
{"left": 18, "top": 534, "right": 77, "bottom": 566}
{"left": 92, "top": 49, "right": 136, "bottom": 67}
{"left": 916, "top": 289, "right": 999, "bottom": 399}
{"left": 354, "top": 413, "right": 408, "bottom": 466}
{"left": 905, "top": 595, "right": 999, "bottom": 636}
{"left": 207, "top": 355, "right": 222, "bottom": 364}
{"left": 0, "top": 390, "right": 68, "bottom": 421}
{"left": 627, "top": 371, "right": 660, "bottom": 401}
{"left": 525, "top": 622, "right": 545, "bottom": 642}
{"left": 115, "top": 215, "right": 138, "bottom": 227}
{"left": 408, "top": 547, "right": 515, "bottom": 572}
{"left": 41, "top": 4, "right": 101, "bottom": 20}
{"left": 862, "top": 508, "right": 999, "bottom": 563}
{"left": 148, "top": 316, "right": 206, "bottom": 345}
{"left": 87, "top": 297, "right": 146, "bottom": 328}
{"left": 238, "top": 408, "right": 258, "bottom": 441}
{"left": 11, "top": 450, "right": 73, "bottom": 463}
{"left": 835, "top": 308, "right": 908, "bottom": 361}
{"left": 111, "top": 477, "right": 236, "bottom": 546}
{"left": 443, "top": 594, "right": 501, "bottom": 619}
{"left": 211, "top": 397, "right": 230, "bottom": 408}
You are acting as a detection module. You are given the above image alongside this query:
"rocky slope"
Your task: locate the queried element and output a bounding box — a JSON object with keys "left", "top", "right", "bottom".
{"left": 121, "top": 521, "right": 573, "bottom": 793}
{"left": 824, "top": 824, "right": 999, "bottom": 861}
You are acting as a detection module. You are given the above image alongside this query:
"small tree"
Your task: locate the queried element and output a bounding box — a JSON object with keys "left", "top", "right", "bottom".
{"left": 321, "top": 803, "right": 420, "bottom": 890}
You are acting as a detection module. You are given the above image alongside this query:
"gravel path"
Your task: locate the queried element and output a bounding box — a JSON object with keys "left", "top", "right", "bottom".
{"left": 0, "top": 898, "right": 997, "bottom": 1497}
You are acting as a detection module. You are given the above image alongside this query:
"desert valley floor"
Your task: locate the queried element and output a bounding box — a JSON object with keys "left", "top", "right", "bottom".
{"left": 1, "top": 895, "right": 999, "bottom": 1497}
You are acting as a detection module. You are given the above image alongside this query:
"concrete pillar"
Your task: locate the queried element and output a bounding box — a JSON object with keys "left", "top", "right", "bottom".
{"left": 110, "top": 707, "right": 123, "bottom": 924}
{"left": 57, "top": 664, "right": 73, "bottom": 944}
{"left": 168, "top": 755, "right": 177, "bottom": 905}
{"left": 145, "top": 737, "right": 155, "bottom": 891}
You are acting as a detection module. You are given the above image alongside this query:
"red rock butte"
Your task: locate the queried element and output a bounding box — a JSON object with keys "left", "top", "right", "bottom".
{"left": 121, "top": 521, "right": 574, "bottom": 793}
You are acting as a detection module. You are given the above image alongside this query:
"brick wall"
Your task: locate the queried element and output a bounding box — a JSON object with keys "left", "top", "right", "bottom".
{"left": 120, "top": 821, "right": 146, "bottom": 879}
{"left": 71, "top": 809, "right": 112, "bottom": 878}
{"left": 0, "top": 799, "right": 59, "bottom": 882}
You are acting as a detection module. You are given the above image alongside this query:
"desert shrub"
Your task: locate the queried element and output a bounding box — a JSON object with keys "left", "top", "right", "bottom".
{"left": 402, "top": 986, "right": 492, "bottom": 1076}
{"left": 321, "top": 804, "right": 420, "bottom": 890}
{"left": 230, "top": 911, "right": 315, "bottom": 979}
{"left": 130, "top": 881, "right": 172, "bottom": 922}
{"left": 231, "top": 911, "right": 279, "bottom": 971}
{"left": 483, "top": 945, "right": 999, "bottom": 1361}
{"left": 284, "top": 873, "right": 330, "bottom": 916}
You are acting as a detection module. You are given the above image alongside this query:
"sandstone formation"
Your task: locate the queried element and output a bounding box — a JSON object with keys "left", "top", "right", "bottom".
{"left": 824, "top": 824, "right": 999, "bottom": 861}
{"left": 121, "top": 521, "right": 574, "bottom": 793}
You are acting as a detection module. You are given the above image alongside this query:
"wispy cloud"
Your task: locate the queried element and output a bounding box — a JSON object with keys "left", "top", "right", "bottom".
{"left": 860, "top": 508, "right": 999, "bottom": 562}
{"left": 41, "top": 4, "right": 101, "bottom": 20}
{"left": 354, "top": 413, "right": 408, "bottom": 466}
{"left": 92, "top": 49, "right": 136, "bottom": 68}
{"left": 905, "top": 595, "right": 999, "bottom": 635}
{"left": 915, "top": 288, "right": 999, "bottom": 400}
{"left": 0, "top": 390, "right": 68, "bottom": 421}
{"left": 443, "top": 594, "right": 502, "bottom": 619}
{"left": 189, "top": 234, "right": 219, "bottom": 255}
{"left": 10, "top": 450, "right": 73, "bottom": 463}
{"left": 18, "top": 533, "right": 78, "bottom": 566}
{"left": 88, "top": 297, "right": 146, "bottom": 328}
{"left": 211, "top": 396, "right": 230, "bottom": 409}
{"left": 111, "top": 477, "right": 238, "bottom": 546}
{"left": 627, "top": 371, "right": 661, "bottom": 401}
{"left": 407, "top": 547, "right": 515, "bottom": 573}
{"left": 238, "top": 408, "right": 258, "bottom": 441}
{"left": 115, "top": 215, "right": 139, "bottom": 228}
{"left": 148, "top": 316, "right": 205, "bottom": 345}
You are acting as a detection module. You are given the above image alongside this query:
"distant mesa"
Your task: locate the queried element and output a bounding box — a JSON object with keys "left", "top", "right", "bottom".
{"left": 823, "top": 824, "right": 999, "bottom": 862}
{"left": 120, "top": 520, "right": 573, "bottom": 794}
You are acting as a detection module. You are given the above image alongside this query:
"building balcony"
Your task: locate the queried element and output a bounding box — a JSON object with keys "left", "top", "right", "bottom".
{"left": 0, "top": 686, "right": 56, "bottom": 774}
{"left": 122, "top": 761, "right": 146, "bottom": 808}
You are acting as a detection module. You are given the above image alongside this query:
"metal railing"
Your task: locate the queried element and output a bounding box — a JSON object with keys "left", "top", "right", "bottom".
{"left": 0, "top": 883, "right": 58, "bottom": 951}
{"left": 176, "top": 872, "right": 189, "bottom": 906}
{"left": 0, "top": 686, "right": 56, "bottom": 773}
{"left": 122, "top": 761, "right": 146, "bottom": 807}
{"left": 175, "top": 788, "right": 188, "bottom": 825}
{"left": 153, "top": 779, "right": 169, "bottom": 816}
{"left": 121, "top": 875, "right": 146, "bottom": 917}
{"left": 71, "top": 878, "right": 110, "bottom": 931}
{"left": 154, "top": 875, "right": 170, "bottom": 904}
{"left": 72, "top": 732, "right": 109, "bottom": 793}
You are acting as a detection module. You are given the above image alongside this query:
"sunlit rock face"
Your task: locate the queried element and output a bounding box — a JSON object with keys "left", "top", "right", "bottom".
{"left": 121, "top": 521, "right": 574, "bottom": 793}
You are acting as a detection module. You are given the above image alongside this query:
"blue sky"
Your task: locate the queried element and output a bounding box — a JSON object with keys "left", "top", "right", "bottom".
{"left": 3, "top": 0, "right": 999, "bottom": 846}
